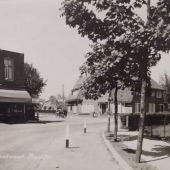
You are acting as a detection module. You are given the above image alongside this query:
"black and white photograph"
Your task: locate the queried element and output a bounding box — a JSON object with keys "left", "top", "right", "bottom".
{"left": 0, "top": 0, "right": 170, "bottom": 170}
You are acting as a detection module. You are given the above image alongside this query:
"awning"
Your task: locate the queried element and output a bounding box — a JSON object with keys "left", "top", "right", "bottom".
{"left": 32, "top": 98, "right": 40, "bottom": 104}
{"left": 0, "top": 89, "right": 31, "bottom": 103}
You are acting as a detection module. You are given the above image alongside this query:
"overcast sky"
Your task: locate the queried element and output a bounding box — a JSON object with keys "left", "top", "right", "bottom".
{"left": 0, "top": 0, "right": 169, "bottom": 99}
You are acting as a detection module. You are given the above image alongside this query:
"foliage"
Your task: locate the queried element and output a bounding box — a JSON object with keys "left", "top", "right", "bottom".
{"left": 61, "top": 0, "right": 170, "bottom": 94}
{"left": 49, "top": 96, "right": 58, "bottom": 105}
{"left": 24, "top": 63, "right": 47, "bottom": 97}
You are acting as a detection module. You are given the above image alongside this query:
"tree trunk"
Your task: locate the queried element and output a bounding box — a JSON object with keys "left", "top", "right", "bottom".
{"left": 107, "top": 91, "right": 111, "bottom": 132}
{"left": 136, "top": 80, "right": 146, "bottom": 163}
{"left": 107, "top": 94, "right": 111, "bottom": 132}
{"left": 136, "top": 0, "right": 151, "bottom": 163}
{"left": 114, "top": 84, "right": 118, "bottom": 141}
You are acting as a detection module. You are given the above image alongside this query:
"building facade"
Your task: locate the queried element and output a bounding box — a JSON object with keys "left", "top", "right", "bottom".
{"left": 66, "top": 77, "right": 109, "bottom": 115}
{"left": 0, "top": 49, "right": 31, "bottom": 120}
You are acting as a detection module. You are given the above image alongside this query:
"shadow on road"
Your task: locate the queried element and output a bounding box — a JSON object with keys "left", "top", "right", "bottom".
{"left": 0, "top": 119, "right": 64, "bottom": 124}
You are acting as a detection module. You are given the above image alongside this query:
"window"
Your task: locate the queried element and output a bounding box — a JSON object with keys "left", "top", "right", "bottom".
{"left": 149, "top": 103, "right": 155, "bottom": 113}
{"left": 151, "top": 90, "right": 155, "bottom": 97}
{"left": 158, "top": 104, "right": 164, "bottom": 112}
{"left": 156, "top": 91, "right": 162, "bottom": 98}
{"left": 135, "top": 103, "right": 141, "bottom": 113}
{"left": 168, "top": 104, "right": 170, "bottom": 109}
{"left": 4, "top": 57, "right": 14, "bottom": 81}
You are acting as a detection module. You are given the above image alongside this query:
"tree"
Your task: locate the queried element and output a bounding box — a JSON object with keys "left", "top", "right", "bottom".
{"left": 80, "top": 42, "right": 137, "bottom": 140}
{"left": 61, "top": 0, "right": 145, "bottom": 141}
{"left": 61, "top": 0, "right": 170, "bottom": 162}
{"left": 24, "top": 63, "right": 47, "bottom": 97}
{"left": 49, "top": 96, "right": 58, "bottom": 105}
{"left": 129, "top": 0, "right": 170, "bottom": 162}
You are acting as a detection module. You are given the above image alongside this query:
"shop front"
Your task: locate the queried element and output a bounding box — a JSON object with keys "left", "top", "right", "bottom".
{"left": 0, "top": 89, "right": 31, "bottom": 120}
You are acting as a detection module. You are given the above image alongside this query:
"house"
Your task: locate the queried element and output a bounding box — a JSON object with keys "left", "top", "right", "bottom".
{"left": 110, "top": 79, "right": 165, "bottom": 128}
{"left": 42, "top": 99, "right": 57, "bottom": 111}
{"left": 0, "top": 49, "right": 32, "bottom": 120}
{"left": 66, "top": 76, "right": 109, "bottom": 115}
{"left": 41, "top": 95, "right": 67, "bottom": 113}
{"left": 111, "top": 79, "right": 165, "bottom": 115}
{"left": 67, "top": 77, "right": 165, "bottom": 118}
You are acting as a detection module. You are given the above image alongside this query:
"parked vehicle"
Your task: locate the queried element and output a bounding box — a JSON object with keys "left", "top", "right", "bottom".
{"left": 56, "top": 109, "right": 67, "bottom": 118}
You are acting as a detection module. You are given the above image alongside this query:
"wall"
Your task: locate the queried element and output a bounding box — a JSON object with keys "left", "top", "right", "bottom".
{"left": 111, "top": 103, "right": 132, "bottom": 114}
{"left": 0, "top": 50, "right": 25, "bottom": 90}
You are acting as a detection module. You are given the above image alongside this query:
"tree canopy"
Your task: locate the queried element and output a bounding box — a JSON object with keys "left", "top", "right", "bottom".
{"left": 24, "top": 63, "right": 47, "bottom": 97}
{"left": 61, "top": 0, "right": 170, "bottom": 92}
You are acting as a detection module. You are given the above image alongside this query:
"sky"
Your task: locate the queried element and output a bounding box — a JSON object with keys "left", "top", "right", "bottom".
{"left": 0, "top": 0, "right": 169, "bottom": 100}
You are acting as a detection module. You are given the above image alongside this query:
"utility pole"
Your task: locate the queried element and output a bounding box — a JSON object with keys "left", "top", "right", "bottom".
{"left": 62, "top": 84, "right": 65, "bottom": 112}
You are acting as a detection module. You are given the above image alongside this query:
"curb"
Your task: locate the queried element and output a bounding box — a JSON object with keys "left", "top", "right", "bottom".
{"left": 102, "top": 131, "right": 133, "bottom": 170}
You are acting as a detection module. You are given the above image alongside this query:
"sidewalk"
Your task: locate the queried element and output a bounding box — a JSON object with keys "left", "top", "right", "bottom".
{"left": 104, "top": 130, "right": 170, "bottom": 170}
{"left": 122, "top": 131, "right": 170, "bottom": 170}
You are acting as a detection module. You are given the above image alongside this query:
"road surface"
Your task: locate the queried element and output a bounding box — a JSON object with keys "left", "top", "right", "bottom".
{"left": 0, "top": 113, "right": 121, "bottom": 170}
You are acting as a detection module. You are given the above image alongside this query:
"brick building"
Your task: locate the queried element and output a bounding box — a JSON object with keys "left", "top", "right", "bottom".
{"left": 0, "top": 49, "right": 32, "bottom": 120}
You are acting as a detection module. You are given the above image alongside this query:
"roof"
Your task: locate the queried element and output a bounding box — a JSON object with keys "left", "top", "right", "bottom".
{"left": 0, "top": 89, "right": 31, "bottom": 103}
{"left": 72, "top": 76, "right": 86, "bottom": 91}
{"left": 68, "top": 77, "right": 163, "bottom": 104}
{"left": 151, "top": 79, "right": 164, "bottom": 90}
{"left": 66, "top": 76, "right": 85, "bottom": 103}
{"left": 66, "top": 94, "right": 83, "bottom": 102}
{"left": 111, "top": 79, "right": 163, "bottom": 103}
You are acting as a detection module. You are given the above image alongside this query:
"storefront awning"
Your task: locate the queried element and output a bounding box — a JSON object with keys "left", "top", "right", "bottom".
{"left": 32, "top": 98, "right": 40, "bottom": 104}
{"left": 0, "top": 89, "right": 31, "bottom": 103}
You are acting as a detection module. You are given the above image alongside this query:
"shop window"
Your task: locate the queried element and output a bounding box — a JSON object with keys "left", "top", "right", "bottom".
{"left": 4, "top": 57, "right": 14, "bottom": 81}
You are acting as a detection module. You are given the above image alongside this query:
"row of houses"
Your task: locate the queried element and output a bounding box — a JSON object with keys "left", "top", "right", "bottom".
{"left": 0, "top": 49, "right": 35, "bottom": 121}
{"left": 66, "top": 76, "right": 165, "bottom": 116}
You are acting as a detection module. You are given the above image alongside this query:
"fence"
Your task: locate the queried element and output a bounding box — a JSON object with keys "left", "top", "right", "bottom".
{"left": 126, "top": 113, "right": 170, "bottom": 138}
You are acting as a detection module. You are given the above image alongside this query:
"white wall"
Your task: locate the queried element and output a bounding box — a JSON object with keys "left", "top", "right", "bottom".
{"left": 111, "top": 103, "right": 132, "bottom": 114}
{"left": 81, "top": 104, "right": 94, "bottom": 113}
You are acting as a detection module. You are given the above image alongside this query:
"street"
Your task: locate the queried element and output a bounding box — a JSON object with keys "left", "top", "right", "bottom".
{"left": 0, "top": 113, "right": 120, "bottom": 170}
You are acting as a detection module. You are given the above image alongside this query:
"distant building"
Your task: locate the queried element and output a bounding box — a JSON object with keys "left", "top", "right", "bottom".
{"left": 42, "top": 101, "right": 57, "bottom": 111}
{"left": 0, "top": 49, "right": 32, "bottom": 120}
{"left": 66, "top": 76, "right": 109, "bottom": 115}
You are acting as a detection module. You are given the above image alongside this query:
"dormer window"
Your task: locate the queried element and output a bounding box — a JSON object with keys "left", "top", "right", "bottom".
{"left": 4, "top": 57, "right": 14, "bottom": 81}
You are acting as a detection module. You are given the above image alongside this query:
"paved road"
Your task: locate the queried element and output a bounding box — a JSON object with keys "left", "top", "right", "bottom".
{"left": 0, "top": 114, "right": 120, "bottom": 170}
